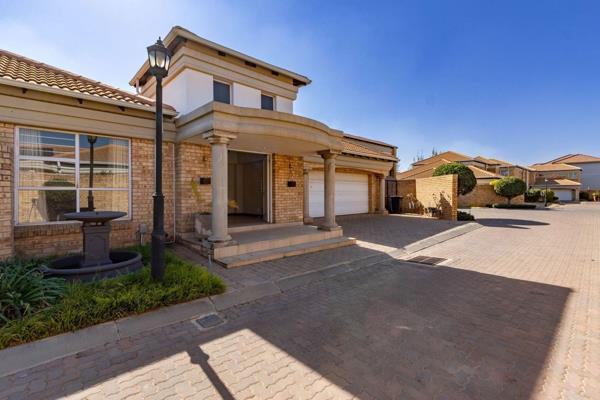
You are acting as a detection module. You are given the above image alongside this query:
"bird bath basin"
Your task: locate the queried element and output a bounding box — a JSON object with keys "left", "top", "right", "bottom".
{"left": 45, "top": 211, "right": 143, "bottom": 281}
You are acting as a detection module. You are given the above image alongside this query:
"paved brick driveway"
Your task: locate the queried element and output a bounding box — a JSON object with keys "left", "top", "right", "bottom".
{"left": 1, "top": 204, "right": 599, "bottom": 399}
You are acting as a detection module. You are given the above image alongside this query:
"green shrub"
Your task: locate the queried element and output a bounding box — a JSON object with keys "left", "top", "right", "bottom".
{"left": 0, "top": 258, "right": 66, "bottom": 324}
{"left": 432, "top": 163, "right": 477, "bottom": 195}
{"left": 492, "top": 176, "right": 527, "bottom": 205}
{"left": 457, "top": 211, "right": 475, "bottom": 221}
{"left": 542, "top": 189, "right": 555, "bottom": 203}
{"left": 579, "top": 191, "right": 590, "bottom": 201}
{"left": 0, "top": 247, "right": 225, "bottom": 349}
{"left": 489, "top": 203, "right": 537, "bottom": 209}
{"left": 525, "top": 188, "right": 542, "bottom": 202}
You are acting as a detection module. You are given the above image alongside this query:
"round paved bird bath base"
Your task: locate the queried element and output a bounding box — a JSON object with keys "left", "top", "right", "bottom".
{"left": 45, "top": 211, "right": 143, "bottom": 282}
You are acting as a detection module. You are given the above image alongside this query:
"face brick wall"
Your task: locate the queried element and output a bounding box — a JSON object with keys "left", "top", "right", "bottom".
{"left": 458, "top": 184, "right": 524, "bottom": 207}
{"left": 397, "top": 179, "right": 417, "bottom": 213}
{"left": 13, "top": 137, "right": 176, "bottom": 258}
{"left": 414, "top": 174, "right": 458, "bottom": 220}
{"left": 0, "top": 123, "right": 14, "bottom": 258}
{"left": 272, "top": 154, "right": 303, "bottom": 223}
{"left": 175, "top": 142, "right": 211, "bottom": 233}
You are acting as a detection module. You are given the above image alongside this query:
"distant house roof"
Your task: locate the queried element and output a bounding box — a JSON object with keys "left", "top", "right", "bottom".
{"left": 341, "top": 138, "right": 397, "bottom": 161}
{"left": 545, "top": 154, "right": 600, "bottom": 164}
{"left": 468, "top": 165, "right": 500, "bottom": 179}
{"left": 530, "top": 163, "right": 582, "bottom": 172}
{"left": 0, "top": 48, "right": 174, "bottom": 112}
{"left": 533, "top": 178, "right": 581, "bottom": 187}
{"left": 411, "top": 151, "right": 471, "bottom": 167}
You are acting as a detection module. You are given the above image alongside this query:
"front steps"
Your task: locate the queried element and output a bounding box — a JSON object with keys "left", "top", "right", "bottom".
{"left": 179, "top": 223, "right": 356, "bottom": 268}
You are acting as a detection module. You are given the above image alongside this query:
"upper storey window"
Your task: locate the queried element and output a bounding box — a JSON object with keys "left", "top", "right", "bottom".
{"left": 261, "top": 94, "right": 274, "bottom": 110}
{"left": 213, "top": 81, "right": 231, "bottom": 104}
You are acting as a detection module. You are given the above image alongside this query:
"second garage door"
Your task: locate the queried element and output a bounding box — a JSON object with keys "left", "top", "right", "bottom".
{"left": 554, "top": 189, "right": 573, "bottom": 202}
{"left": 309, "top": 171, "right": 369, "bottom": 218}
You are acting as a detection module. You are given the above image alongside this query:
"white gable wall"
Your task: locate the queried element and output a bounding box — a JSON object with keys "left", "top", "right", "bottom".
{"left": 233, "top": 83, "right": 261, "bottom": 108}
{"left": 163, "top": 69, "right": 213, "bottom": 115}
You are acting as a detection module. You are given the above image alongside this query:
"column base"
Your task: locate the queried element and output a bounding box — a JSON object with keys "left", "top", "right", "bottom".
{"left": 207, "top": 234, "right": 233, "bottom": 244}
{"left": 375, "top": 210, "right": 389, "bottom": 215}
{"left": 303, "top": 217, "right": 314, "bottom": 225}
{"left": 318, "top": 224, "right": 342, "bottom": 232}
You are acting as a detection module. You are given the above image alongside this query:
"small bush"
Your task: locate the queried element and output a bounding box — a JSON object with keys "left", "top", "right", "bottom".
{"left": 432, "top": 163, "right": 477, "bottom": 195}
{"left": 0, "top": 259, "right": 66, "bottom": 323}
{"left": 525, "top": 188, "right": 542, "bottom": 202}
{"left": 492, "top": 176, "right": 527, "bottom": 205}
{"left": 489, "top": 203, "right": 537, "bottom": 209}
{"left": 579, "top": 191, "right": 590, "bottom": 201}
{"left": 0, "top": 247, "right": 225, "bottom": 349}
{"left": 457, "top": 211, "right": 475, "bottom": 221}
{"left": 542, "top": 189, "right": 555, "bottom": 203}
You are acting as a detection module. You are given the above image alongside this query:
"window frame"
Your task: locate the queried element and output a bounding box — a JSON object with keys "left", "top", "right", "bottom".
{"left": 14, "top": 126, "right": 132, "bottom": 225}
{"left": 213, "top": 79, "right": 232, "bottom": 104}
{"left": 260, "top": 93, "right": 275, "bottom": 111}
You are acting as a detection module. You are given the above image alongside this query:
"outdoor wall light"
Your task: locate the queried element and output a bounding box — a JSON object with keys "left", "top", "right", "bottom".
{"left": 147, "top": 37, "right": 171, "bottom": 280}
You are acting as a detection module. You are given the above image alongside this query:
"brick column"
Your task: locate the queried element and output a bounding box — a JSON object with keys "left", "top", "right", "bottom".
{"left": 303, "top": 167, "right": 313, "bottom": 224}
{"left": 318, "top": 150, "right": 341, "bottom": 231}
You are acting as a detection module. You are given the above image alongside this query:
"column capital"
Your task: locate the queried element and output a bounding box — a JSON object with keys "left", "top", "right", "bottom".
{"left": 203, "top": 130, "right": 237, "bottom": 145}
{"left": 317, "top": 149, "right": 341, "bottom": 160}
{"left": 303, "top": 166, "right": 312, "bottom": 174}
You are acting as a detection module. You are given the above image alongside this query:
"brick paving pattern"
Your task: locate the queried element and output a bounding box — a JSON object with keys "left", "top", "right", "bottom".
{"left": 1, "top": 204, "right": 599, "bottom": 399}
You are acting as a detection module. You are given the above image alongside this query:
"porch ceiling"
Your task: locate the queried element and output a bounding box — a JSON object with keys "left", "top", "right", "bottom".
{"left": 175, "top": 101, "right": 343, "bottom": 155}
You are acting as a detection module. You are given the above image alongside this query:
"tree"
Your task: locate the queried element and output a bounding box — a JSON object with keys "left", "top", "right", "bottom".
{"left": 492, "top": 176, "right": 527, "bottom": 205}
{"left": 432, "top": 162, "right": 477, "bottom": 196}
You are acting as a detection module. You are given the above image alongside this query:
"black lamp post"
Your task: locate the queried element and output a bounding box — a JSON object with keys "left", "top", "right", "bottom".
{"left": 147, "top": 37, "right": 171, "bottom": 280}
{"left": 544, "top": 178, "right": 549, "bottom": 207}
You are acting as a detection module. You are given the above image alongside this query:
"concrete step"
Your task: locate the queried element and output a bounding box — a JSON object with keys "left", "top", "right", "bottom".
{"left": 215, "top": 237, "right": 357, "bottom": 268}
{"left": 214, "top": 225, "right": 343, "bottom": 259}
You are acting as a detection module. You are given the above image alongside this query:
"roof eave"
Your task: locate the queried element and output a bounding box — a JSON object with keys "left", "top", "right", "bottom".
{"left": 0, "top": 78, "right": 178, "bottom": 116}
{"left": 129, "top": 26, "right": 311, "bottom": 88}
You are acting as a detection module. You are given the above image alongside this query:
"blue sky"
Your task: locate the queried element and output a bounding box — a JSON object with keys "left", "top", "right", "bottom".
{"left": 1, "top": 0, "right": 599, "bottom": 170}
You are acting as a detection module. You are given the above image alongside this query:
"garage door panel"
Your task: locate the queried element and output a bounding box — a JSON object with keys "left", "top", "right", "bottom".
{"left": 309, "top": 171, "right": 368, "bottom": 218}
{"left": 554, "top": 190, "right": 573, "bottom": 201}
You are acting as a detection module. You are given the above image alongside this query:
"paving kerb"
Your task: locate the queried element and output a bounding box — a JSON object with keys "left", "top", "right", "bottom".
{"left": 0, "top": 221, "right": 476, "bottom": 378}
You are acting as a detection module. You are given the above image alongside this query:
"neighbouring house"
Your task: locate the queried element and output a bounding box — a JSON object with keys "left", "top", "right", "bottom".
{"left": 534, "top": 154, "right": 600, "bottom": 195}
{"left": 397, "top": 151, "right": 531, "bottom": 207}
{"left": 528, "top": 163, "right": 582, "bottom": 202}
{"left": 0, "top": 25, "right": 397, "bottom": 262}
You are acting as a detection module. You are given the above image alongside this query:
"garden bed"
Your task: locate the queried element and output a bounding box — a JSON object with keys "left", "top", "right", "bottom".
{"left": 0, "top": 245, "right": 225, "bottom": 350}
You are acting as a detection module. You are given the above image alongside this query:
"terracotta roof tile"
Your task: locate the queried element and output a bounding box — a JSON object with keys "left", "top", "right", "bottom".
{"left": 530, "top": 163, "right": 581, "bottom": 172}
{"left": 547, "top": 154, "right": 600, "bottom": 164}
{"left": 468, "top": 165, "right": 500, "bottom": 179}
{"left": 534, "top": 178, "right": 581, "bottom": 187}
{"left": 0, "top": 48, "right": 171, "bottom": 110}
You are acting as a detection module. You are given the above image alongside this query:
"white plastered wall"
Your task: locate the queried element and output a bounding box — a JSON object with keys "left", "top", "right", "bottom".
{"left": 276, "top": 96, "right": 293, "bottom": 113}
{"left": 233, "top": 83, "right": 261, "bottom": 108}
{"left": 163, "top": 69, "right": 213, "bottom": 115}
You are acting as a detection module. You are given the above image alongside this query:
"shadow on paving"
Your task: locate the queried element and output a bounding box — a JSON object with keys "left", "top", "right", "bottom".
{"left": 317, "top": 214, "right": 468, "bottom": 249}
{"left": 475, "top": 218, "right": 550, "bottom": 229}
{"left": 10, "top": 257, "right": 571, "bottom": 400}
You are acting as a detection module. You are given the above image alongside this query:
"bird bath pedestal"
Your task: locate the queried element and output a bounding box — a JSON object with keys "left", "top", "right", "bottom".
{"left": 45, "top": 211, "right": 142, "bottom": 281}
{"left": 65, "top": 211, "right": 125, "bottom": 267}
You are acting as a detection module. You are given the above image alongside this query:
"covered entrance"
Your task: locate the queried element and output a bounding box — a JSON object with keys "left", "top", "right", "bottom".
{"left": 228, "top": 150, "right": 270, "bottom": 224}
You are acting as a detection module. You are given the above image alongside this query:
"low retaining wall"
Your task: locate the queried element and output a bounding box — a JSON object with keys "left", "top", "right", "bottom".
{"left": 458, "top": 184, "right": 524, "bottom": 208}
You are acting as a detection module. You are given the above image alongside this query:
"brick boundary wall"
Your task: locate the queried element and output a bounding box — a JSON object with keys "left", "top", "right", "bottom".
{"left": 411, "top": 175, "right": 458, "bottom": 220}
{"left": 458, "top": 184, "right": 524, "bottom": 208}
{"left": 396, "top": 179, "right": 417, "bottom": 213}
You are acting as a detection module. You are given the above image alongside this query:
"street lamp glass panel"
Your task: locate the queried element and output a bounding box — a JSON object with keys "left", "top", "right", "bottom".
{"left": 155, "top": 51, "right": 166, "bottom": 69}
{"left": 148, "top": 49, "right": 157, "bottom": 68}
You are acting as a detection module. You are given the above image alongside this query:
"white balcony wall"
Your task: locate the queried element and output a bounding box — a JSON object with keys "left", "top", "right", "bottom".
{"left": 163, "top": 69, "right": 213, "bottom": 115}
{"left": 233, "top": 83, "right": 261, "bottom": 108}
{"left": 276, "top": 96, "right": 293, "bottom": 113}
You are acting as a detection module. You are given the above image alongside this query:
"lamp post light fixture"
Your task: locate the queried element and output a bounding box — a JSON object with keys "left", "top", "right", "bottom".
{"left": 147, "top": 37, "right": 171, "bottom": 280}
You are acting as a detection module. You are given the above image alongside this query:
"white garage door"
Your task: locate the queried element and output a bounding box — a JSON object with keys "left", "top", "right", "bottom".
{"left": 554, "top": 189, "right": 573, "bottom": 202}
{"left": 309, "top": 171, "right": 369, "bottom": 218}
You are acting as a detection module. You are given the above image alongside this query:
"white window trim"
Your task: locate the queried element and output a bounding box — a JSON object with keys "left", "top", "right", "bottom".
{"left": 14, "top": 126, "right": 132, "bottom": 225}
